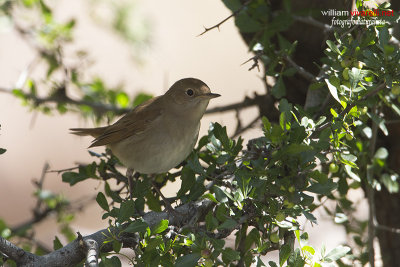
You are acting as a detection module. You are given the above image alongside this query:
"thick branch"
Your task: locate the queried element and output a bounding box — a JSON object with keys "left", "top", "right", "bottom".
{"left": 0, "top": 199, "right": 213, "bottom": 267}
{"left": 79, "top": 233, "right": 99, "bottom": 267}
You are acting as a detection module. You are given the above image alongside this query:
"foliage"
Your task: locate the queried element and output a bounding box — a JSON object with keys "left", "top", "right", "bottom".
{"left": 1, "top": 0, "right": 400, "bottom": 266}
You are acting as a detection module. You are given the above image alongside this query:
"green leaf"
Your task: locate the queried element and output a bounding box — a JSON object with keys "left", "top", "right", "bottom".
{"left": 104, "top": 182, "right": 122, "bottom": 203}
{"left": 302, "top": 210, "right": 317, "bottom": 224}
{"left": 254, "top": 256, "right": 266, "bottom": 266}
{"left": 378, "top": 27, "right": 389, "bottom": 49}
{"left": 287, "top": 248, "right": 305, "bottom": 267}
{"left": 390, "top": 103, "right": 400, "bottom": 117}
{"left": 302, "top": 245, "right": 315, "bottom": 255}
{"left": 205, "top": 211, "right": 219, "bottom": 231}
{"left": 349, "top": 67, "right": 362, "bottom": 89}
{"left": 222, "top": 248, "right": 241, "bottom": 262}
{"left": 101, "top": 256, "right": 122, "bottom": 267}
{"left": 187, "top": 153, "right": 205, "bottom": 174}
{"left": 202, "top": 193, "right": 218, "bottom": 204}
{"left": 116, "top": 92, "right": 129, "bottom": 107}
{"left": 344, "top": 165, "right": 361, "bottom": 182}
{"left": 326, "top": 40, "right": 341, "bottom": 55}
{"left": 146, "top": 190, "right": 161, "bottom": 212}
{"left": 279, "top": 244, "right": 291, "bottom": 267}
{"left": 12, "top": 88, "right": 26, "bottom": 99}
{"left": 39, "top": 0, "right": 51, "bottom": 15}
{"left": 340, "top": 153, "right": 358, "bottom": 168}
{"left": 381, "top": 174, "right": 399, "bottom": 193}
{"left": 262, "top": 116, "right": 272, "bottom": 133}
{"left": 236, "top": 12, "right": 262, "bottom": 33}
{"left": 324, "top": 245, "right": 350, "bottom": 261}
{"left": 334, "top": 213, "right": 348, "bottom": 224}
{"left": 272, "top": 76, "right": 286, "bottom": 99}
{"left": 330, "top": 108, "right": 338, "bottom": 118}
{"left": 325, "top": 78, "right": 341, "bottom": 104}
{"left": 0, "top": 148, "right": 6, "bottom": 155}
{"left": 152, "top": 219, "right": 168, "bottom": 234}
{"left": 374, "top": 147, "right": 388, "bottom": 160}
{"left": 245, "top": 228, "right": 261, "bottom": 252}
{"left": 62, "top": 172, "right": 88, "bottom": 186}
{"left": 177, "top": 166, "right": 195, "bottom": 197}
{"left": 212, "top": 123, "right": 231, "bottom": 151}
{"left": 124, "top": 221, "right": 149, "bottom": 233}
{"left": 118, "top": 199, "right": 135, "bottom": 223}
{"left": 53, "top": 236, "right": 63, "bottom": 250}
{"left": 175, "top": 253, "right": 201, "bottom": 267}
{"left": 113, "top": 240, "right": 122, "bottom": 253}
{"left": 96, "top": 192, "right": 109, "bottom": 212}
{"left": 284, "top": 144, "right": 313, "bottom": 154}
{"left": 306, "top": 180, "right": 337, "bottom": 195}
{"left": 370, "top": 113, "right": 388, "bottom": 136}
{"left": 56, "top": 103, "right": 67, "bottom": 114}
{"left": 133, "top": 93, "right": 152, "bottom": 107}
{"left": 222, "top": 0, "right": 242, "bottom": 11}
{"left": 309, "top": 170, "right": 328, "bottom": 183}
{"left": 213, "top": 186, "right": 228, "bottom": 203}
{"left": 217, "top": 218, "right": 237, "bottom": 230}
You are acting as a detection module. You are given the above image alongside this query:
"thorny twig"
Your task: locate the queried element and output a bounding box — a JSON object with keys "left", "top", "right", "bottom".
{"left": 197, "top": 0, "right": 252, "bottom": 36}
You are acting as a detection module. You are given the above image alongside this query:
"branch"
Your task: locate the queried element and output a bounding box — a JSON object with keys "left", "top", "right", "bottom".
{"left": 78, "top": 232, "right": 99, "bottom": 267}
{"left": 292, "top": 15, "right": 336, "bottom": 33}
{"left": 0, "top": 86, "right": 129, "bottom": 116}
{"left": 284, "top": 55, "right": 317, "bottom": 82}
{"left": 206, "top": 94, "right": 263, "bottom": 114}
{"left": 4, "top": 84, "right": 265, "bottom": 120}
{"left": 198, "top": 0, "right": 252, "bottom": 36}
{"left": 0, "top": 237, "right": 28, "bottom": 263}
{"left": 374, "top": 223, "right": 400, "bottom": 234}
{"left": 0, "top": 199, "right": 213, "bottom": 267}
{"left": 232, "top": 115, "right": 260, "bottom": 138}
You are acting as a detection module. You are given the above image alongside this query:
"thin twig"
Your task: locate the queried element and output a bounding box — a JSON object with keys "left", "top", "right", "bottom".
{"left": 241, "top": 51, "right": 262, "bottom": 72}
{"left": 198, "top": 0, "right": 252, "bottom": 36}
{"left": 0, "top": 87, "right": 130, "bottom": 116}
{"left": 232, "top": 115, "right": 260, "bottom": 138}
{"left": 47, "top": 166, "right": 80, "bottom": 174}
{"left": 292, "top": 15, "right": 335, "bottom": 33}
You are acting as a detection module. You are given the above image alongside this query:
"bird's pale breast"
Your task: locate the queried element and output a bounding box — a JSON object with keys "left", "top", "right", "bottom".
{"left": 110, "top": 115, "right": 200, "bottom": 174}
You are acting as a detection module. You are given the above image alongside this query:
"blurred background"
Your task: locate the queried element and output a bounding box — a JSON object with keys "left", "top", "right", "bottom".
{"left": 0, "top": 0, "right": 353, "bottom": 261}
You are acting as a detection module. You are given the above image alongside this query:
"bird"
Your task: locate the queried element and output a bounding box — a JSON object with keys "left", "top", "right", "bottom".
{"left": 70, "top": 78, "right": 220, "bottom": 202}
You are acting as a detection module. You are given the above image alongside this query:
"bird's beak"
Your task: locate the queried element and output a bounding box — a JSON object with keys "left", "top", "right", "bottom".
{"left": 200, "top": 92, "right": 221, "bottom": 99}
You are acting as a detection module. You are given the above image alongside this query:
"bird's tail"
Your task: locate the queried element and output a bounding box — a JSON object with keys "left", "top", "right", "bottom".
{"left": 70, "top": 127, "right": 107, "bottom": 138}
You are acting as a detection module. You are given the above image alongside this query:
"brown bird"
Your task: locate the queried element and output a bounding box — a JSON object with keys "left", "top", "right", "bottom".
{"left": 71, "top": 78, "right": 220, "bottom": 176}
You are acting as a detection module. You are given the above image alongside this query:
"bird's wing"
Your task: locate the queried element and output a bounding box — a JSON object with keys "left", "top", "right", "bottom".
{"left": 88, "top": 96, "right": 163, "bottom": 147}
{"left": 70, "top": 126, "right": 108, "bottom": 138}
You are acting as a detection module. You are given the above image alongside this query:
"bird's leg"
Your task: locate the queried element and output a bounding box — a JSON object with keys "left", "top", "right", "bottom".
{"left": 151, "top": 181, "right": 178, "bottom": 214}
{"left": 126, "top": 168, "right": 134, "bottom": 199}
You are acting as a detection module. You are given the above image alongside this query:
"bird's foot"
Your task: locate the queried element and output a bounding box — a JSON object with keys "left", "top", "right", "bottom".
{"left": 152, "top": 182, "right": 182, "bottom": 216}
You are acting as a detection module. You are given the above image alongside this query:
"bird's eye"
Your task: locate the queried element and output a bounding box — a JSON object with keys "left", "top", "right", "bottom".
{"left": 186, "top": 89, "right": 194, "bottom": 96}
